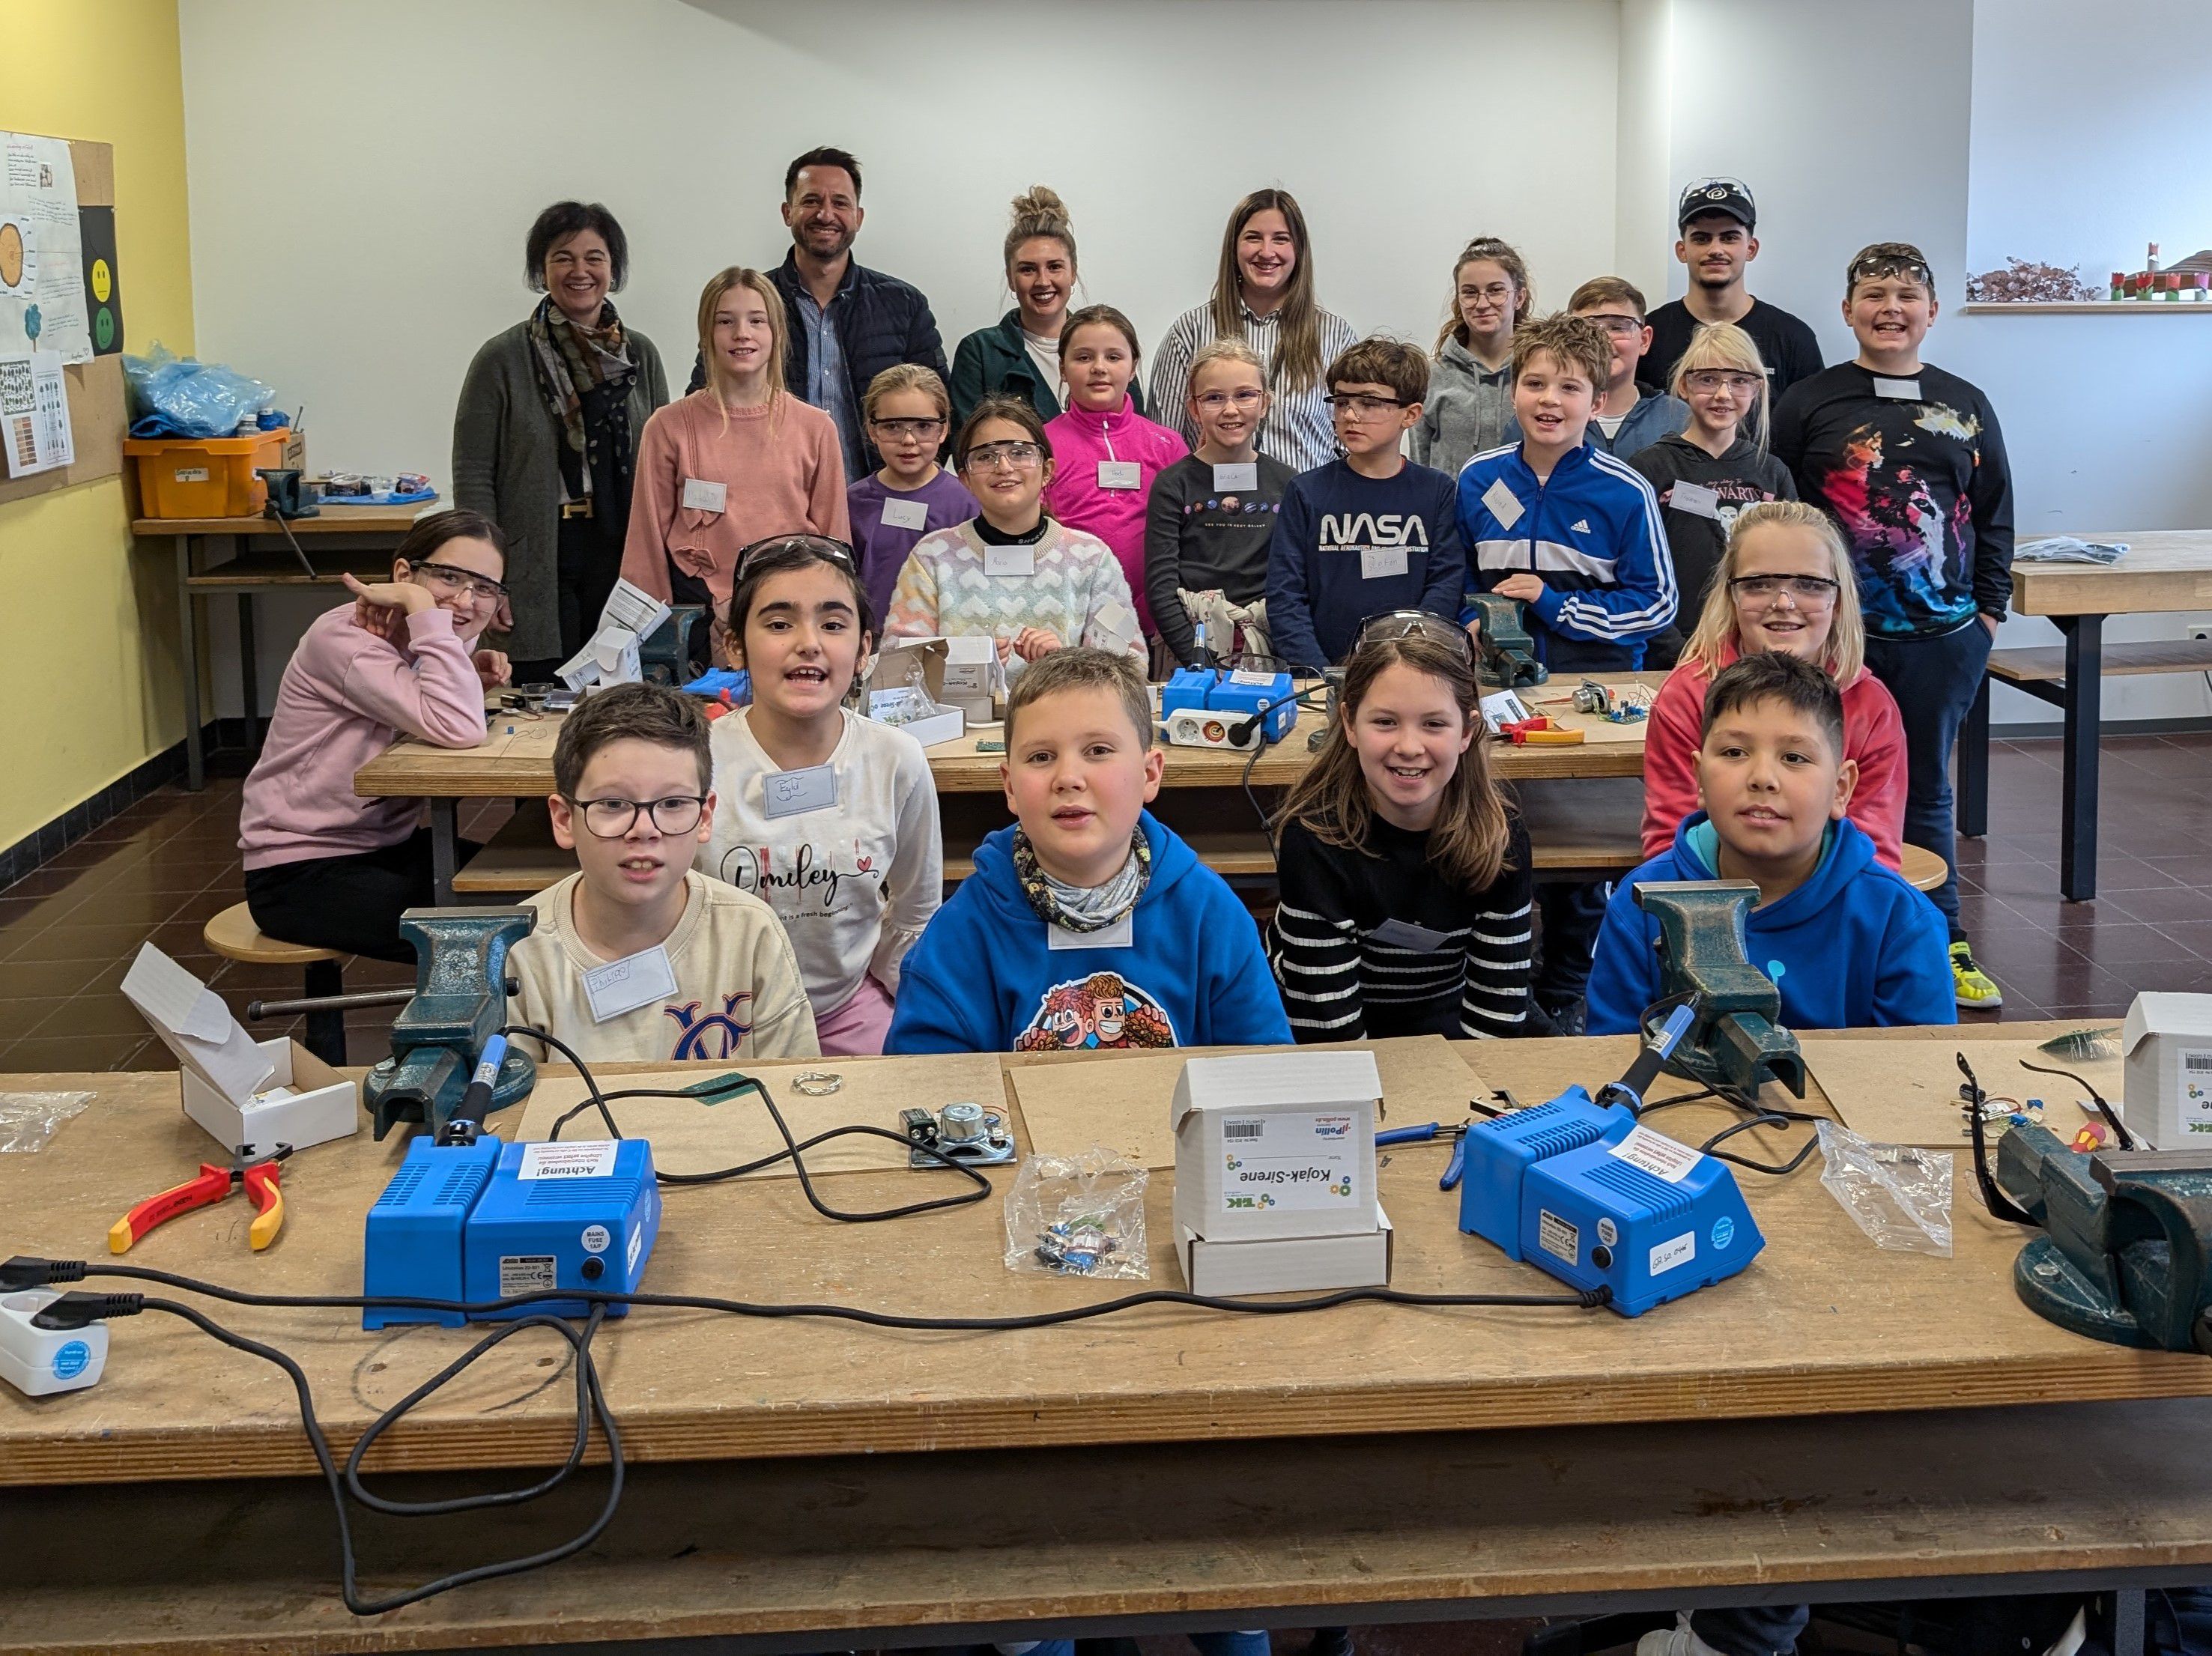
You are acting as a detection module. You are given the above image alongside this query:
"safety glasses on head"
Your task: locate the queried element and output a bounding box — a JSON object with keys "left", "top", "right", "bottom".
{"left": 1357, "top": 609, "right": 1473, "bottom": 661}
{"left": 1847, "top": 243, "right": 1934, "bottom": 291}
{"left": 734, "top": 534, "right": 858, "bottom": 580}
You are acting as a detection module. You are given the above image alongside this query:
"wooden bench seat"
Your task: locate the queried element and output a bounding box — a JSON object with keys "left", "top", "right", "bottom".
{"left": 452, "top": 808, "right": 573, "bottom": 896}
{"left": 1987, "top": 639, "right": 2212, "bottom": 684}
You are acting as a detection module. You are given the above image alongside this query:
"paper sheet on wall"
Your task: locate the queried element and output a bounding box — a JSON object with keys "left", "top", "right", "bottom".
{"left": 0, "top": 133, "right": 91, "bottom": 364}
{"left": 0, "top": 351, "right": 72, "bottom": 477}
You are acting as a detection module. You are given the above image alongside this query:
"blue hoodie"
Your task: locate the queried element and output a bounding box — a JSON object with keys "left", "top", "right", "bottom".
{"left": 1585, "top": 813, "right": 1954, "bottom": 1037}
{"left": 886, "top": 811, "right": 1294, "bottom": 1055}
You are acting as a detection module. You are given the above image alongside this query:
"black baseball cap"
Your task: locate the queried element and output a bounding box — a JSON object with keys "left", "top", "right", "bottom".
{"left": 1678, "top": 178, "right": 1756, "bottom": 231}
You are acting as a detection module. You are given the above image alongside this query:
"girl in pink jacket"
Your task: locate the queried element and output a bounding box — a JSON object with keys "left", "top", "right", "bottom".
{"left": 240, "top": 510, "right": 509, "bottom": 960}
{"left": 1041, "top": 304, "right": 1188, "bottom": 648}
{"left": 1642, "top": 500, "right": 1906, "bottom": 867}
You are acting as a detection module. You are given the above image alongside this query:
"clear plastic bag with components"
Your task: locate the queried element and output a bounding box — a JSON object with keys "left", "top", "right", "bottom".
{"left": 1816, "top": 1117, "right": 1953, "bottom": 1256}
{"left": 1003, "top": 1145, "right": 1150, "bottom": 1280}
{"left": 0, "top": 1091, "right": 94, "bottom": 1153}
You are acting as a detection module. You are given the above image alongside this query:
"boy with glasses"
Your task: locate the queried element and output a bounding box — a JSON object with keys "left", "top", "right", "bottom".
{"left": 1569, "top": 277, "right": 1688, "bottom": 461}
{"left": 1265, "top": 338, "right": 1464, "bottom": 670}
{"left": 1772, "top": 242, "right": 2015, "bottom": 1010}
{"left": 507, "top": 682, "right": 819, "bottom": 1062}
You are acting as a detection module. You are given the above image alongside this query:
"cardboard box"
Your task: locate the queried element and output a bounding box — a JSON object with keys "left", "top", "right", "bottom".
{"left": 938, "top": 634, "right": 1001, "bottom": 724}
{"left": 2122, "top": 992, "right": 2212, "bottom": 1148}
{"left": 1179, "top": 1205, "right": 1393, "bottom": 1296}
{"left": 121, "top": 944, "right": 359, "bottom": 1157}
{"left": 864, "top": 636, "right": 966, "bottom": 747}
{"left": 1172, "top": 1050, "right": 1381, "bottom": 1246}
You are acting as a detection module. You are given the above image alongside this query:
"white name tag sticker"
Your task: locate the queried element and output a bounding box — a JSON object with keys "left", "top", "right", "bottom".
{"left": 1047, "top": 912, "right": 1136, "bottom": 952}
{"left": 1229, "top": 669, "right": 1276, "bottom": 687}
{"left": 1668, "top": 480, "right": 1723, "bottom": 521}
{"left": 762, "top": 762, "right": 837, "bottom": 819}
{"left": 1482, "top": 477, "right": 1524, "bottom": 530}
{"left": 1212, "top": 462, "right": 1259, "bottom": 492}
{"left": 879, "top": 496, "right": 930, "bottom": 531}
{"left": 1360, "top": 545, "right": 1409, "bottom": 580}
{"left": 681, "top": 477, "right": 727, "bottom": 513}
{"left": 984, "top": 545, "right": 1036, "bottom": 578}
{"left": 1369, "top": 918, "right": 1455, "bottom": 953}
{"left": 581, "top": 945, "right": 680, "bottom": 1024}
{"left": 1872, "top": 377, "right": 1921, "bottom": 401}
{"left": 1097, "top": 459, "right": 1142, "bottom": 490}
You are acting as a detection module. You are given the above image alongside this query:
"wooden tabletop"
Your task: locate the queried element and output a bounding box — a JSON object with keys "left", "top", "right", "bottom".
{"left": 131, "top": 502, "right": 435, "bottom": 538}
{"left": 2010, "top": 529, "right": 2212, "bottom": 616}
{"left": 3, "top": 1022, "right": 2205, "bottom": 1490}
{"left": 357, "top": 673, "right": 1660, "bottom": 801}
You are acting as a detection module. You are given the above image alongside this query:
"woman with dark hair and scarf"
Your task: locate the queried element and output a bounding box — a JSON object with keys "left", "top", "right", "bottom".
{"left": 453, "top": 201, "right": 670, "bottom": 679}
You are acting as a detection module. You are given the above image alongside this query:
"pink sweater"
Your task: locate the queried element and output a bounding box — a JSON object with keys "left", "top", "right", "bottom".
{"left": 1641, "top": 639, "right": 1909, "bottom": 870}
{"left": 619, "top": 390, "right": 850, "bottom": 613}
{"left": 239, "top": 604, "right": 488, "bottom": 870}
{"left": 1040, "top": 397, "right": 1188, "bottom": 637}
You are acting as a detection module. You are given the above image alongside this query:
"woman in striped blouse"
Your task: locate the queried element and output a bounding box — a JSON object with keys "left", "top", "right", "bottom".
{"left": 1147, "top": 188, "right": 1357, "bottom": 474}
{"left": 1267, "top": 613, "right": 1535, "bottom": 1040}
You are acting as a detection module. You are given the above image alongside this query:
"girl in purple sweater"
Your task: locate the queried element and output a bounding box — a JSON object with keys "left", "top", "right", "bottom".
{"left": 1041, "top": 305, "right": 1188, "bottom": 656}
{"left": 240, "top": 510, "right": 509, "bottom": 960}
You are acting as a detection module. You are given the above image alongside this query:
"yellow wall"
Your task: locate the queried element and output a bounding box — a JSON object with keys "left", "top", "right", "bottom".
{"left": 0, "top": 0, "right": 194, "bottom": 851}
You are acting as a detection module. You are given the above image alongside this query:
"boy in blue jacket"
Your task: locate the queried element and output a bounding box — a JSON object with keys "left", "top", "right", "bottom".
{"left": 1266, "top": 338, "right": 1465, "bottom": 671}
{"left": 1458, "top": 312, "right": 1677, "bottom": 674}
{"left": 1587, "top": 650, "right": 1954, "bottom": 1036}
{"left": 886, "top": 647, "right": 1291, "bottom": 1055}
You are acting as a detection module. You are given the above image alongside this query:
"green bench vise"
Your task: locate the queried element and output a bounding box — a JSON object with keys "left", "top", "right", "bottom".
{"left": 363, "top": 907, "right": 539, "bottom": 1140}
{"left": 641, "top": 604, "right": 710, "bottom": 686}
{"left": 1631, "top": 880, "right": 1807, "bottom": 1101}
{"left": 1466, "top": 592, "right": 1548, "bottom": 691}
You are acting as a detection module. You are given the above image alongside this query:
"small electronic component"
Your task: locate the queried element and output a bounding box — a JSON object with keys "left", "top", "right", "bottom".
{"left": 900, "top": 1102, "right": 1016, "bottom": 1169}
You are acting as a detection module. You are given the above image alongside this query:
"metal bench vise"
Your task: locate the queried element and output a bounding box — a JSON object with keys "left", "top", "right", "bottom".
{"left": 1467, "top": 593, "right": 1548, "bottom": 691}
{"left": 363, "top": 907, "right": 539, "bottom": 1140}
{"left": 1631, "top": 881, "right": 1806, "bottom": 1101}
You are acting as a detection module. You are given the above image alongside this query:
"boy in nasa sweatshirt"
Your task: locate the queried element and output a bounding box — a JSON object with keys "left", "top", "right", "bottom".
{"left": 1266, "top": 339, "right": 1465, "bottom": 670}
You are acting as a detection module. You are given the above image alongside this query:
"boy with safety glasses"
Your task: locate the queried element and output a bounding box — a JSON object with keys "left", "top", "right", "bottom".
{"left": 1772, "top": 241, "right": 2016, "bottom": 1011}
{"left": 506, "top": 682, "right": 819, "bottom": 1063}
{"left": 1569, "top": 276, "right": 1689, "bottom": 461}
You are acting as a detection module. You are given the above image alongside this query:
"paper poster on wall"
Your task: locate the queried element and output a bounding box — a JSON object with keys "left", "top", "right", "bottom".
{"left": 76, "top": 205, "right": 121, "bottom": 355}
{"left": 0, "top": 351, "right": 74, "bottom": 478}
{"left": 0, "top": 133, "right": 91, "bottom": 364}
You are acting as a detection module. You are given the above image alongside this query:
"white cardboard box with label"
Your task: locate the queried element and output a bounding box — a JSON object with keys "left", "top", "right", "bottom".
{"left": 2122, "top": 991, "right": 2212, "bottom": 1149}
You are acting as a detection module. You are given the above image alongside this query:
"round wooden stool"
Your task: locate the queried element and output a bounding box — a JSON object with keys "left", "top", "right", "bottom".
{"left": 1900, "top": 843, "right": 1948, "bottom": 894}
{"left": 202, "top": 903, "right": 348, "bottom": 1066}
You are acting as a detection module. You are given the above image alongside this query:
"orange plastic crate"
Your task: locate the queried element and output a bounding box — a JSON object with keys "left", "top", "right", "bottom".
{"left": 124, "top": 427, "right": 290, "bottom": 519}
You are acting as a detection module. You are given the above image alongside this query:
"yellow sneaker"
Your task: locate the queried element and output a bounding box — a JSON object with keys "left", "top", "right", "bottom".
{"left": 1951, "top": 941, "right": 2003, "bottom": 1010}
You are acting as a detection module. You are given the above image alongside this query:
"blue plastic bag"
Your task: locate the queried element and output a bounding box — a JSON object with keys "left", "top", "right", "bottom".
{"left": 122, "top": 341, "right": 279, "bottom": 439}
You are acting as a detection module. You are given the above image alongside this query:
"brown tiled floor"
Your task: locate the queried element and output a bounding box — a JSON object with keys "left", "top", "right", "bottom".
{"left": 3, "top": 730, "right": 2209, "bottom": 1070}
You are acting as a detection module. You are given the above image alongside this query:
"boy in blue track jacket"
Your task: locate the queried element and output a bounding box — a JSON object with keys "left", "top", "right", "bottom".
{"left": 1587, "top": 650, "right": 1953, "bottom": 1036}
{"left": 1457, "top": 312, "right": 1676, "bottom": 673}
{"left": 887, "top": 648, "right": 1291, "bottom": 1055}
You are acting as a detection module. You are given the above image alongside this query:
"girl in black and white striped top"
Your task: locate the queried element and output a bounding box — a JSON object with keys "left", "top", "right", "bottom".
{"left": 1267, "top": 616, "right": 1534, "bottom": 1040}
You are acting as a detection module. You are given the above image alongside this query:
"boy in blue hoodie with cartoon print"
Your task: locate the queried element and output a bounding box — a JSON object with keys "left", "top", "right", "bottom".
{"left": 887, "top": 647, "right": 1291, "bottom": 1056}
{"left": 1587, "top": 649, "right": 1953, "bottom": 1036}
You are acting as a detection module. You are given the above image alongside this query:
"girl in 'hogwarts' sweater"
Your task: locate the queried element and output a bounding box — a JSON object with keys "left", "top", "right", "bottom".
{"left": 1268, "top": 616, "right": 1534, "bottom": 1040}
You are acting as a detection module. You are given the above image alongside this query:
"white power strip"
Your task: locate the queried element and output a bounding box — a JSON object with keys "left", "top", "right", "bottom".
{"left": 0, "top": 1289, "right": 109, "bottom": 1397}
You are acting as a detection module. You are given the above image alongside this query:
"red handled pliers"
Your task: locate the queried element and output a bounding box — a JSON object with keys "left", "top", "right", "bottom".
{"left": 109, "top": 1143, "right": 292, "bottom": 1255}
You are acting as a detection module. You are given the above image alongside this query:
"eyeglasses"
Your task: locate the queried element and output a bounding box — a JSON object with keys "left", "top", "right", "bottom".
{"left": 1194, "top": 389, "right": 1266, "bottom": 412}
{"left": 1848, "top": 245, "right": 1933, "bottom": 289}
{"left": 1683, "top": 371, "right": 1765, "bottom": 395}
{"left": 1729, "top": 575, "right": 1840, "bottom": 604}
{"left": 1584, "top": 315, "right": 1645, "bottom": 336}
{"left": 1357, "top": 609, "right": 1474, "bottom": 661}
{"left": 566, "top": 795, "right": 708, "bottom": 838}
{"left": 409, "top": 562, "right": 510, "bottom": 602}
{"left": 735, "top": 534, "right": 857, "bottom": 580}
{"left": 1324, "top": 393, "right": 1407, "bottom": 417}
{"left": 868, "top": 417, "right": 944, "bottom": 439}
{"left": 964, "top": 440, "right": 1043, "bottom": 470}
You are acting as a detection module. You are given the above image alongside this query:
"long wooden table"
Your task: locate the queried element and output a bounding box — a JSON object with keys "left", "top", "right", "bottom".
{"left": 2, "top": 1025, "right": 2209, "bottom": 1650}
{"left": 358, "top": 674, "right": 1662, "bottom": 902}
{"left": 1960, "top": 529, "right": 2212, "bottom": 900}
{"left": 134, "top": 502, "right": 435, "bottom": 790}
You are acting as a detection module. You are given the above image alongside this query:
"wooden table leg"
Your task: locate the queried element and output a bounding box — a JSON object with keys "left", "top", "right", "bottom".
{"left": 176, "top": 533, "right": 204, "bottom": 792}
{"left": 1958, "top": 670, "right": 1990, "bottom": 840}
{"left": 431, "top": 798, "right": 458, "bottom": 905}
{"left": 2058, "top": 613, "right": 2104, "bottom": 902}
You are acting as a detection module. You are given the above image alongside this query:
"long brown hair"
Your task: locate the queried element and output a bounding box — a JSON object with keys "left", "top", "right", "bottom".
{"left": 697, "top": 267, "right": 787, "bottom": 428}
{"left": 1210, "top": 188, "right": 1325, "bottom": 395}
{"left": 1276, "top": 631, "right": 1515, "bottom": 891}
{"left": 1434, "top": 237, "right": 1534, "bottom": 354}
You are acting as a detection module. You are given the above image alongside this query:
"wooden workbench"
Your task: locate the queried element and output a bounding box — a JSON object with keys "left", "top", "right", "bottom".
{"left": 134, "top": 502, "right": 437, "bottom": 790}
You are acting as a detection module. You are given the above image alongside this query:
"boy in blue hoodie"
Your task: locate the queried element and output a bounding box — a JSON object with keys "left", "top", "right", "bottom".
{"left": 1587, "top": 650, "right": 1953, "bottom": 1036}
{"left": 886, "top": 647, "right": 1291, "bottom": 1055}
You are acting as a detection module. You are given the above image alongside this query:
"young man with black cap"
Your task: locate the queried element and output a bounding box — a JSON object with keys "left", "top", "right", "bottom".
{"left": 1643, "top": 178, "right": 1824, "bottom": 400}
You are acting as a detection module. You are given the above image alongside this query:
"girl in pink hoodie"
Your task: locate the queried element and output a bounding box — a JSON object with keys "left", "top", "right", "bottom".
{"left": 1041, "top": 304, "right": 1188, "bottom": 649}
{"left": 240, "top": 510, "right": 509, "bottom": 960}
{"left": 1642, "top": 499, "right": 1906, "bottom": 867}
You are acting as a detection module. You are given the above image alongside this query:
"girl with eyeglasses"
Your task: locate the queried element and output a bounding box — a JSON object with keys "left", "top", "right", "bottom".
{"left": 847, "top": 365, "right": 978, "bottom": 625}
{"left": 1412, "top": 236, "right": 1533, "bottom": 479}
{"left": 240, "top": 511, "right": 512, "bottom": 961}
{"left": 883, "top": 396, "right": 1144, "bottom": 670}
{"left": 1628, "top": 321, "right": 1799, "bottom": 667}
{"left": 1640, "top": 500, "right": 1904, "bottom": 869}
{"left": 1268, "top": 617, "right": 1534, "bottom": 1041}
{"left": 697, "top": 536, "right": 942, "bottom": 1056}
{"left": 1145, "top": 339, "right": 1294, "bottom": 669}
